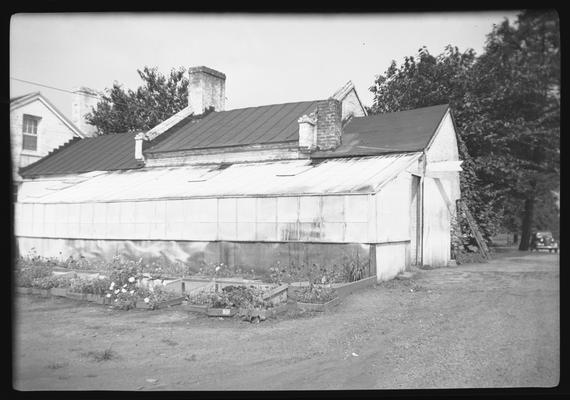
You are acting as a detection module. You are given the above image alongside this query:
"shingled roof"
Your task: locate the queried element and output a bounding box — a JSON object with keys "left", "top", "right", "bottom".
{"left": 19, "top": 103, "right": 450, "bottom": 178}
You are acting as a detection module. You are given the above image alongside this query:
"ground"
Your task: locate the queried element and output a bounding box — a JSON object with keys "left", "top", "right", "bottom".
{"left": 13, "top": 249, "right": 559, "bottom": 390}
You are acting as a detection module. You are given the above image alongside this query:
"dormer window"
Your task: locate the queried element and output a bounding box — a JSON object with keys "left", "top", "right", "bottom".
{"left": 22, "top": 114, "right": 40, "bottom": 151}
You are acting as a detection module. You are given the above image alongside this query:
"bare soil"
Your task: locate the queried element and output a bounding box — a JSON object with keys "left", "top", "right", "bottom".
{"left": 13, "top": 249, "right": 559, "bottom": 390}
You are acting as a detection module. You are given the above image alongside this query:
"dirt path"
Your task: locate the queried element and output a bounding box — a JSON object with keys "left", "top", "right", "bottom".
{"left": 13, "top": 249, "right": 559, "bottom": 390}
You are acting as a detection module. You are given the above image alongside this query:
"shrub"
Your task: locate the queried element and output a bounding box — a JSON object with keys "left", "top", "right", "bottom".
{"left": 108, "top": 257, "right": 143, "bottom": 286}
{"left": 187, "top": 285, "right": 270, "bottom": 310}
{"left": 266, "top": 257, "right": 372, "bottom": 286}
{"left": 296, "top": 284, "right": 337, "bottom": 304}
{"left": 135, "top": 285, "right": 181, "bottom": 310}
{"left": 15, "top": 260, "right": 54, "bottom": 287}
{"left": 68, "top": 276, "right": 112, "bottom": 294}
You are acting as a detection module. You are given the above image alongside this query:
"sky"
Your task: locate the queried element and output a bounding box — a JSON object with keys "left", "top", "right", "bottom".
{"left": 10, "top": 11, "right": 521, "bottom": 120}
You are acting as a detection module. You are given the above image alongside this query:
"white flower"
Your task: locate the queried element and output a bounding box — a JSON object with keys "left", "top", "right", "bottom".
{"left": 215, "top": 266, "right": 221, "bottom": 272}
{"left": 98, "top": 275, "right": 105, "bottom": 280}
{"left": 130, "top": 290, "right": 134, "bottom": 294}
{"left": 123, "top": 284, "right": 127, "bottom": 288}
{"left": 106, "top": 293, "right": 111, "bottom": 298}
{"left": 144, "top": 297, "right": 150, "bottom": 303}
{"left": 149, "top": 286, "right": 154, "bottom": 292}
{"left": 114, "top": 289, "right": 120, "bottom": 294}
{"left": 128, "top": 277, "right": 135, "bottom": 283}
{"left": 110, "top": 282, "right": 115, "bottom": 289}
{"left": 121, "top": 288, "right": 127, "bottom": 293}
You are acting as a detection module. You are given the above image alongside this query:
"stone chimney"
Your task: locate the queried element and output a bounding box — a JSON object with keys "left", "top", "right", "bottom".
{"left": 188, "top": 66, "right": 226, "bottom": 115}
{"left": 72, "top": 87, "right": 100, "bottom": 137}
{"left": 315, "top": 98, "right": 342, "bottom": 151}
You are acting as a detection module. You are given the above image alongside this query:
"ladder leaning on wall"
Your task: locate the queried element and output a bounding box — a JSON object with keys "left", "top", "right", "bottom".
{"left": 457, "top": 200, "right": 490, "bottom": 260}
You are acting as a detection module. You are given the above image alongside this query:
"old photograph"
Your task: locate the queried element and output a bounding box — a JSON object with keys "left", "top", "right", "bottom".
{"left": 10, "top": 10, "right": 560, "bottom": 391}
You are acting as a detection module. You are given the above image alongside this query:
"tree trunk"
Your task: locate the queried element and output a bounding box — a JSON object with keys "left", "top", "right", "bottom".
{"left": 518, "top": 195, "right": 536, "bottom": 251}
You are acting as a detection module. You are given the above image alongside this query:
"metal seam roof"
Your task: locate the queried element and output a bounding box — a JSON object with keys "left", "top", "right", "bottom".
{"left": 146, "top": 100, "right": 321, "bottom": 153}
{"left": 20, "top": 103, "right": 449, "bottom": 177}
{"left": 20, "top": 132, "right": 142, "bottom": 178}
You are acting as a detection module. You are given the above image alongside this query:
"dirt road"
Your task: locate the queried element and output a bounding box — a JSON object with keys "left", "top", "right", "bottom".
{"left": 13, "top": 249, "right": 559, "bottom": 390}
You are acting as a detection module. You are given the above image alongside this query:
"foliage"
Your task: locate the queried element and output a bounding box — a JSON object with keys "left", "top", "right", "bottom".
{"left": 471, "top": 10, "right": 560, "bottom": 249}
{"left": 186, "top": 290, "right": 213, "bottom": 306}
{"left": 197, "top": 262, "right": 256, "bottom": 280}
{"left": 296, "top": 284, "right": 337, "bottom": 304}
{"left": 62, "top": 255, "right": 92, "bottom": 270}
{"left": 135, "top": 285, "right": 180, "bottom": 310}
{"left": 85, "top": 66, "right": 190, "bottom": 135}
{"left": 29, "top": 275, "right": 71, "bottom": 290}
{"left": 368, "top": 10, "right": 560, "bottom": 246}
{"left": 268, "top": 257, "right": 368, "bottom": 285}
{"left": 68, "top": 276, "right": 112, "bottom": 295}
{"left": 108, "top": 257, "right": 144, "bottom": 286}
{"left": 15, "top": 256, "right": 54, "bottom": 287}
{"left": 187, "top": 285, "right": 270, "bottom": 310}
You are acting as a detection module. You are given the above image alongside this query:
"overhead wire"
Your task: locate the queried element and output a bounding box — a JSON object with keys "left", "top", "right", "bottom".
{"left": 10, "top": 76, "right": 183, "bottom": 117}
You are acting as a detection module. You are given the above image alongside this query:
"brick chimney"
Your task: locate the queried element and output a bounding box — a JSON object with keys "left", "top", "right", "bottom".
{"left": 315, "top": 98, "right": 342, "bottom": 151}
{"left": 72, "top": 87, "right": 100, "bottom": 137}
{"left": 188, "top": 66, "right": 226, "bottom": 115}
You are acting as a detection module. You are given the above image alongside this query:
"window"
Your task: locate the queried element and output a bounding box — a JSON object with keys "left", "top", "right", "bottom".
{"left": 22, "top": 114, "right": 40, "bottom": 151}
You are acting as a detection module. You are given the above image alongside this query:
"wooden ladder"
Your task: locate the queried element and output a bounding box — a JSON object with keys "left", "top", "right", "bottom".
{"left": 457, "top": 200, "right": 490, "bottom": 260}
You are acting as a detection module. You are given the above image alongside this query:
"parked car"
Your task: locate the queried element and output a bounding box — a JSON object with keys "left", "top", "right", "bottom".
{"left": 529, "top": 231, "right": 559, "bottom": 253}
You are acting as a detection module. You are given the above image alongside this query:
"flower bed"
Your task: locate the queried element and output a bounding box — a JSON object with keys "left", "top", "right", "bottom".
{"left": 15, "top": 251, "right": 372, "bottom": 317}
{"left": 296, "top": 297, "right": 341, "bottom": 312}
{"left": 185, "top": 284, "right": 286, "bottom": 321}
{"left": 289, "top": 284, "right": 341, "bottom": 312}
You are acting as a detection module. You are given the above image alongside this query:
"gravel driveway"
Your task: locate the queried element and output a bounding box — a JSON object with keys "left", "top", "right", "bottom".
{"left": 13, "top": 249, "right": 559, "bottom": 390}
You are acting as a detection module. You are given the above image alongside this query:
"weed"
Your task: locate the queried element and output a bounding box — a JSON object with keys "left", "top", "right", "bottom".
{"left": 46, "top": 362, "right": 68, "bottom": 369}
{"left": 162, "top": 338, "right": 178, "bottom": 346}
{"left": 84, "top": 347, "right": 118, "bottom": 362}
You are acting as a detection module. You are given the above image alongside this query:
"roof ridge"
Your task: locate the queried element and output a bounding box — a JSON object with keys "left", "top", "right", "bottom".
{"left": 10, "top": 91, "right": 40, "bottom": 102}
{"left": 224, "top": 99, "right": 324, "bottom": 112}
{"left": 362, "top": 104, "right": 449, "bottom": 118}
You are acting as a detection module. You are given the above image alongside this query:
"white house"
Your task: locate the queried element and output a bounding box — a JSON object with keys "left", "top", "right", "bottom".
{"left": 10, "top": 89, "right": 100, "bottom": 189}
{"left": 14, "top": 66, "right": 462, "bottom": 281}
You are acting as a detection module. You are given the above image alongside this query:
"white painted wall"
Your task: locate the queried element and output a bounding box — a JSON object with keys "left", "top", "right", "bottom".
{"left": 371, "top": 172, "right": 413, "bottom": 280}
{"left": 376, "top": 173, "right": 411, "bottom": 243}
{"left": 375, "top": 242, "right": 409, "bottom": 281}
{"left": 421, "top": 110, "right": 462, "bottom": 267}
{"left": 340, "top": 88, "right": 366, "bottom": 121}
{"left": 425, "top": 111, "right": 459, "bottom": 163}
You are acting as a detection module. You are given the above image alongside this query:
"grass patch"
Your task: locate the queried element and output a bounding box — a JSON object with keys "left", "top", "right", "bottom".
{"left": 162, "top": 338, "right": 178, "bottom": 347}
{"left": 46, "top": 362, "right": 68, "bottom": 370}
{"left": 83, "top": 348, "right": 119, "bottom": 362}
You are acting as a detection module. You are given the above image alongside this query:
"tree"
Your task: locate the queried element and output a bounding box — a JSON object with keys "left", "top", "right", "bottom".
{"left": 368, "top": 10, "right": 560, "bottom": 249}
{"left": 369, "top": 45, "right": 503, "bottom": 241}
{"left": 86, "top": 66, "right": 189, "bottom": 135}
{"left": 469, "top": 10, "right": 560, "bottom": 250}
